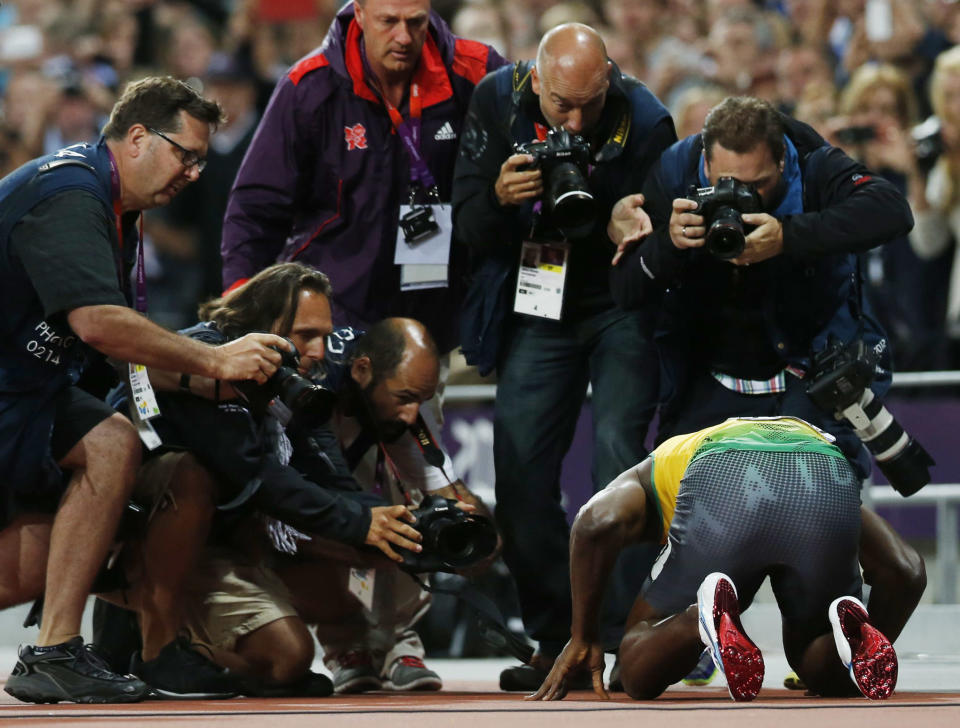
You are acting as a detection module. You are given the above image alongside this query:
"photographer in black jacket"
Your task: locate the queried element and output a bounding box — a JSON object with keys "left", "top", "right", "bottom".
{"left": 608, "top": 97, "right": 927, "bottom": 672}
{"left": 98, "top": 264, "right": 425, "bottom": 697}
{"left": 452, "top": 23, "right": 676, "bottom": 690}
{"left": 102, "top": 263, "right": 493, "bottom": 697}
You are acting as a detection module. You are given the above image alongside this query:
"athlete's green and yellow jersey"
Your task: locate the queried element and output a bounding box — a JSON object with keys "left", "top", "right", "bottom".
{"left": 648, "top": 417, "right": 847, "bottom": 542}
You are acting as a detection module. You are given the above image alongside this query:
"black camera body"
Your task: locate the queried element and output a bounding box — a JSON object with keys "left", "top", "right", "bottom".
{"left": 516, "top": 127, "right": 596, "bottom": 237}
{"left": 807, "top": 337, "right": 935, "bottom": 496}
{"left": 399, "top": 204, "right": 440, "bottom": 244}
{"left": 234, "top": 338, "right": 335, "bottom": 427}
{"left": 398, "top": 495, "right": 498, "bottom": 573}
{"left": 686, "top": 176, "right": 762, "bottom": 259}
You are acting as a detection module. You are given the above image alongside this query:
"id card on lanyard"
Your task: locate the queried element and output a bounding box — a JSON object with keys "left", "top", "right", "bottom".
{"left": 107, "top": 147, "right": 162, "bottom": 446}
{"left": 385, "top": 85, "right": 450, "bottom": 289}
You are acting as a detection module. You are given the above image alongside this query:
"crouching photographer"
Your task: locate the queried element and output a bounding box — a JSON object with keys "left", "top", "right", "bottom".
{"left": 609, "top": 96, "right": 928, "bottom": 673}
{"left": 97, "top": 263, "right": 497, "bottom": 698}
{"left": 452, "top": 23, "right": 676, "bottom": 690}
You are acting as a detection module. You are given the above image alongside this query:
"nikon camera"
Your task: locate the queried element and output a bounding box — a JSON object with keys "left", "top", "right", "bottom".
{"left": 397, "top": 495, "right": 498, "bottom": 573}
{"left": 686, "top": 176, "right": 762, "bottom": 259}
{"left": 516, "top": 127, "right": 596, "bottom": 237}
{"left": 806, "top": 338, "right": 935, "bottom": 496}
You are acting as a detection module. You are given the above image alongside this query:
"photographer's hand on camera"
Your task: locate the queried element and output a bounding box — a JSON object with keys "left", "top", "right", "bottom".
{"left": 608, "top": 193, "right": 653, "bottom": 265}
{"left": 212, "top": 332, "right": 293, "bottom": 384}
{"left": 365, "top": 505, "right": 423, "bottom": 563}
{"left": 670, "top": 197, "right": 705, "bottom": 249}
{"left": 734, "top": 212, "right": 784, "bottom": 265}
{"left": 494, "top": 153, "right": 543, "bottom": 206}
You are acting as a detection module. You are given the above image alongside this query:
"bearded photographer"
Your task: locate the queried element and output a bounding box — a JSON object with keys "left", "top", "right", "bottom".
{"left": 608, "top": 96, "right": 927, "bottom": 677}
{"left": 98, "top": 264, "right": 494, "bottom": 696}
{"left": 452, "top": 23, "right": 676, "bottom": 690}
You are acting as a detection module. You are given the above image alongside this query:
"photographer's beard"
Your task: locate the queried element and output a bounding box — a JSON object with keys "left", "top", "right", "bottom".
{"left": 346, "top": 377, "right": 410, "bottom": 444}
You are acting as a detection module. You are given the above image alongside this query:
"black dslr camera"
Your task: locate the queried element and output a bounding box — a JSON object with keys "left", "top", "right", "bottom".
{"left": 686, "top": 176, "right": 762, "bottom": 259}
{"left": 234, "top": 338, "right": 335, "bottom": 427}
{"left": 397, "top": 495, "right": 498, "bottom": 573}
{"left": 806, "top": 337, "right": 935, "bottom": 496}
{"left": 516, "top": 127, "right": 596, "bottom": 237}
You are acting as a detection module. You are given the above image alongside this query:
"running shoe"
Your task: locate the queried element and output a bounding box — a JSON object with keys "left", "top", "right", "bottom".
{"left": 696, "top": 572, "right": 764, "bottom": 701}
{"left": 829, "top": 596, "right": 897, "bottom": 700}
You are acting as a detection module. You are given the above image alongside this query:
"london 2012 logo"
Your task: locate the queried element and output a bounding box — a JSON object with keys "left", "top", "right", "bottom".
{"left": 344, "top": 123, "right": 368, "bottom": 151}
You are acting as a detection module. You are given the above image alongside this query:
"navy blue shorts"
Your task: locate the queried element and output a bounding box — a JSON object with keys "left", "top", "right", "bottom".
{"left": 642, "top": 449, "right": 863, "bottom": 627}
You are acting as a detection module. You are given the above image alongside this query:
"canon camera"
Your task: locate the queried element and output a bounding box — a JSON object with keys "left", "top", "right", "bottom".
{"left": 686, "top": 176, "right": 762, "bottom": 259}
{"left": 233, "top": 338, "right": 335, "bottom": 427}
{"left": 806, "top": 337, "right": 935, "bottom": 496}
{"left": 397, "top": 495, "right": 498, "bottom": 574}
{"left": 516, "top": 127, "right": 595, "bottom": 238}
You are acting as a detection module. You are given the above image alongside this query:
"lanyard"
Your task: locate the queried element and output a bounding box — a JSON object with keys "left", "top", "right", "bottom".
{"left": 383, "top": 85, "right": 438, "bottom": 192}
{"left": 105, "top": 146, "right": 148, "bottom": 314}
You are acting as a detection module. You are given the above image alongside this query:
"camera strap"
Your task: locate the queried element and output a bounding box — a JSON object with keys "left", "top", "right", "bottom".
{"left": 106, "top": 145, "right": 148, "bottom": 314}
{"left": 383, "top": 86, "right": 439, "bottom": 196}
{"left": 407, "top": 572, "right": 535, "bottom": 664}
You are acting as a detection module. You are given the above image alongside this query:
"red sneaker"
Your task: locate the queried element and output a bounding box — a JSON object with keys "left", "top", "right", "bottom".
{"left": 829, "top": 597, "right": 897, "bottom": 700}
{"left": 697, "top": 572, "right": 764, "bottom": 702}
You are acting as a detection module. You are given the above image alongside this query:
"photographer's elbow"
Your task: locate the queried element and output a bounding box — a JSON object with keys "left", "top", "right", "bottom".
{"left": 66, "top": 306, "right": 111, "bottom": 348}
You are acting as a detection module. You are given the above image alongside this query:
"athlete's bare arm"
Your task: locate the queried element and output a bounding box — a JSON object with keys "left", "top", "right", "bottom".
{"left": 530, "top": 458, "right": 657, "bottom": 701}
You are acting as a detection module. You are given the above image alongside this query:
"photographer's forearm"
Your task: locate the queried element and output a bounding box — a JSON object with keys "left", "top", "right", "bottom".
{"left": 68, "top": 305, "right": 231, "bottom": 374}
{"left": 68, "top": 304, "right": 288, "bottom": 381}
{"left": 145, "top": 368, "right": 236, "bottom": 400}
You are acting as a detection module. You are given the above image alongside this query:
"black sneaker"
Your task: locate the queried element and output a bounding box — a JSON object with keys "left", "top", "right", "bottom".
{"left": 499, "top": 663, "right": 592, "bottom": 692}
{"left": 243, "top": 670, "right": 334, "bottom": 698}
{"left": 131, "top": 636, "right": 241, "bottom": 700}
{"left": 4, "top": 637, "right": 149, "bottom": 704}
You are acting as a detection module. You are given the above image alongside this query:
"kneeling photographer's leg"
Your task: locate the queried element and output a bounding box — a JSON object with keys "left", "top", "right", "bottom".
{"left": 0, "top": 514, "right": 52, "bottom": 609}
{"left": 133, "top": 453, "right": 217, "bottom": 661}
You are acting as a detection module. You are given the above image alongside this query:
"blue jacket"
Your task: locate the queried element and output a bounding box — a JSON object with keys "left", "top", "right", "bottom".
{"left": 0, "top": 140, "right": 135, "bottom": 492}
{"left": 610, "top": 115, "right": 914, "bottom": 410}
{"left": 453, "top": 60, "right": 676, "bottom": 374}
{"left": 221, "top": 3, "right": 507, "bottom": 354}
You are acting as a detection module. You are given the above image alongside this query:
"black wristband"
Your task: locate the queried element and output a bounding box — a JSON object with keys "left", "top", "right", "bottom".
{"left": 179, "top": 373, "right": 191, "bottom": 394}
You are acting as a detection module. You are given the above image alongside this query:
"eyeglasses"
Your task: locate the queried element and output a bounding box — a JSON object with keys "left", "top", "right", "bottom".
{"left": 148, "top": 127, "right": 207, "bottom": 173}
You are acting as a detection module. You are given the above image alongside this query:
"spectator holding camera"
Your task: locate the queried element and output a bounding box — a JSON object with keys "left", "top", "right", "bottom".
{"left": 908, "top": 45, "right": 960, "bottom": 350}
{"left": 452, "top": 22, "right": 675, "bottom": 690}
{"left": 826, "top": 63, "right": 945, "bottom": 370}
{"left": 0, "top": 76, "right": 292, "bottom": 705}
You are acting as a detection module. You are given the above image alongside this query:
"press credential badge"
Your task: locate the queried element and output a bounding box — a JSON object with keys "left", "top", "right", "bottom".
{"left": 128, "top": 363, "right": 162, "bottom": 450}
{"left": 348, "top": 567, "right": 375, "bottom": 611}
{"left": 513, "top": 240, "right": 570, "bottom": 320}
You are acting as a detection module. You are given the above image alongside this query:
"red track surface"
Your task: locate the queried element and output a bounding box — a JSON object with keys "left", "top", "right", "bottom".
{"left": 2, "top": 680, "right": 958, "bottom": 727}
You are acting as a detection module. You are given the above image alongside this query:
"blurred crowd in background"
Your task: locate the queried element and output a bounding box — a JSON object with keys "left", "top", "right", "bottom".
{"left": 4, "top": 0, "right": 960, "bottom": 373}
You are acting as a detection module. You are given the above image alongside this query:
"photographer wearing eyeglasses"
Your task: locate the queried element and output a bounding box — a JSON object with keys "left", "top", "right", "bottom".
{"left": 0, "top": 76, "right": 292, "bottom": 705}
